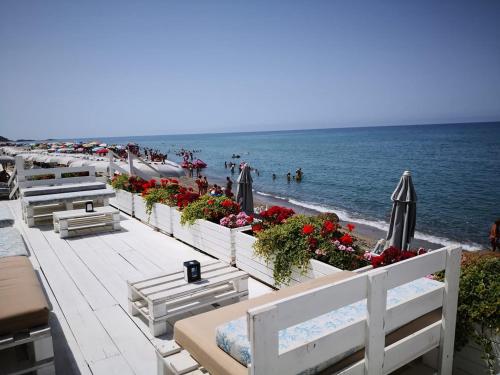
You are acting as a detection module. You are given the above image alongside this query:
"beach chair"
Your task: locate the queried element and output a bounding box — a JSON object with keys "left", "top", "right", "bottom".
{"left": 161, "top": 245, "right": 460, "bottom": 375}
{"left": 0, "top": 256, "right": 54, "bottom": 375}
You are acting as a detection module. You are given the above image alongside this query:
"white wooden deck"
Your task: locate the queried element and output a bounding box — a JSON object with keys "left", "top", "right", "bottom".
{"left": 3, "top": 199, "right": 271, "bottom": 375}
{"left": 2, "top": 199, "right": 440, "bottom": 375}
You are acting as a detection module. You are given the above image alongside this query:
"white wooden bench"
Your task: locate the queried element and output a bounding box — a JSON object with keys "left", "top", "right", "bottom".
{"left": 22, "top": 188, "right": 116, "bottom": 227}
{"left": 128, "top": 260, "right": 248, "bottom": 336}
{"left": 162, "top": 246, "right": 461, "bottom": 375}
{"left": 53, "top": 206, "right": 121, "bottom": 238}
{"left": 20, "top": 181, "right": 106, "bottom": 197}
{"left": 0, "top": 326, "right": 55, "bottom": 375}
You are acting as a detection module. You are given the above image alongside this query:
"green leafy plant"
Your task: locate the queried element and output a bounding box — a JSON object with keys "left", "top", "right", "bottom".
{"left": 180, "top": 195, "right": 240, "bottom": 225}
{"left": 437, "top": 252, "right": 499, "bottom": 373}
{"left": 141, "top": 179, "right": 181, "bottom": 216}
{"left": 110, "top": 174, "right": 145, "bottom": 193}
{"left": 253, "top": 214, "right": 367, "bottom": 286}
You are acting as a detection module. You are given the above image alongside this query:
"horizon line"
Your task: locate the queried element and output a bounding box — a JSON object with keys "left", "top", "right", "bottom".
{"left": 7, "top": 119, "right": 500, "bottom": 142}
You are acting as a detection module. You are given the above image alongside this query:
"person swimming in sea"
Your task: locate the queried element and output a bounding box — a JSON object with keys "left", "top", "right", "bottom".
{"left": 272, "top": 173, "right": 276, "bottom": 180}
{"left": 287, "top": 172, "right": 291, "bottom": 182}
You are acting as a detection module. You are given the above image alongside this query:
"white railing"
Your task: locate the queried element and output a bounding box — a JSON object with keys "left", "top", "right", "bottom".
{"left": 247, "top": 245, "right": 461, "bottom": 375}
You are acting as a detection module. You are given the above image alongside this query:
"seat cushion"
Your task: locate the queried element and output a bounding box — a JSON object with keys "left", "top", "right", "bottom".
{"left": 0, "top": 256, "right": 50, "bottom": 336}
{"left": 216, "top": 277, "right": 443, "bottom": 371}
{"left": 174, "top": 271, "right": 355, "bottom": 375}
{"left": 0, "top": 227, "right": 28, "bottom": 258}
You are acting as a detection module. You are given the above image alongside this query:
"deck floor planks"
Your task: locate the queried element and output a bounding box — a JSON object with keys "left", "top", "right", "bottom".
{"left": 9, "top": 202, "right": 93, "bottom": 375}
{"left": 7, "top": 204, "right": 125, "bottom": 368}
{"left": 43, "top": 228, "right": 118, "bottom": 311}
{"left": 95, "top": 305, "right": 158, "bottom": 375}
{"left": 3, "top": 200, "right": 274, "bottom": 374}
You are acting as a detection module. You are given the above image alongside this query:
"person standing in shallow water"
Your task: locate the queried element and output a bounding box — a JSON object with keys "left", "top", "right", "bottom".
{"left": 490, "top": 219, "right": 500, "bottom": 251}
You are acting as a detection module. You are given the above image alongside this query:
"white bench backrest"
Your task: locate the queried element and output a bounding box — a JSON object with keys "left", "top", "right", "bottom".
{"left": 16, "top": 156, "right": 96, "bottom": 188}
{"left": 247, "top": 245, "right": 461, "bottom": 375}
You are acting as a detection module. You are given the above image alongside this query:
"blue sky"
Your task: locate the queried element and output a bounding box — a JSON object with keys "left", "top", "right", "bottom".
{"left": 1, "top": 0, "right": 499, "bottom": 140}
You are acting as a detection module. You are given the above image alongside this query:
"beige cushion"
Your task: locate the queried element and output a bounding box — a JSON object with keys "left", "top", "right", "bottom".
{"left": 174, "top": 271, "right": 355, "bottom": 375}
{"left": 0, "top": 256, "right": 50, "bottom": 336}
{"left": 174, "top": 271, "right": 442, "bottom": 375}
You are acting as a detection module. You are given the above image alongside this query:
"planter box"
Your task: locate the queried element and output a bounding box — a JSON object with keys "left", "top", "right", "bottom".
{"left": 171, "top": 209, "right": 203, "bottom": 250}
{"left": 109, "top": 188, "right": 134, "bottom": 216}
{"left": 234, "top": 231, "right": 342, "bottom": 288}
{"left": 171, "top": 209, "right": 249, "bottom": 264}
{"left": 133, "top": 195, "right": 173, "bottom": 235}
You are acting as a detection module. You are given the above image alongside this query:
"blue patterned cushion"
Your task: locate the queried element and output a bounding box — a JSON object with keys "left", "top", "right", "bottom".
{"left": 216, "top": 277, "right": 442, "bottom": 372}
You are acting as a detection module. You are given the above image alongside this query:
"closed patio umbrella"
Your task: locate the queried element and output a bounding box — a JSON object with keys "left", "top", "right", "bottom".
{"left": 236, "top": 164, "right": 254, "bottom": 214}
{"left": 386, "top": 170, "right": 417, "bottom": 250}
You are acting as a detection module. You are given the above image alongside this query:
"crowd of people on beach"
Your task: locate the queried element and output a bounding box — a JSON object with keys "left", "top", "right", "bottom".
{"left": 193, "top": 175, "right": 234, "bottom": 198}
{"left": 142, "top": 147, "right": 167, "bottom": 163}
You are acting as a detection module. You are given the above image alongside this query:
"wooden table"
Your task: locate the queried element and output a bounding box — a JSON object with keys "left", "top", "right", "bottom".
{"left": 53, "top": 206, "right": 121, "bottom": 238}
{"left": 127, "top": 260, "right": 248, "bottom": 336}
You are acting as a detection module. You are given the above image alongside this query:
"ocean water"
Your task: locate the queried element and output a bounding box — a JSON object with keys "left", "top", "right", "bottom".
{"left": 94, "top": 122, "right": 500, "bottom": 250}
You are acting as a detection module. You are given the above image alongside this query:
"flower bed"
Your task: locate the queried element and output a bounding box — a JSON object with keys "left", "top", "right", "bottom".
{"left": 109, "top": 174, "right": 146, "bottom": 216}
{"left": 133, "top": 194, "right": 174, "bottom": 234}
{"left": 234, "top": 230, "right": 342, "bottom": 288}
{"left": 174, "top": 196, "right": 252, "bottom": 264}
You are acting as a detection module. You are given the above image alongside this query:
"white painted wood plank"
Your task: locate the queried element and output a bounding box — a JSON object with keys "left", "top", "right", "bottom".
{"left": 89, "top": 355, "right": 135, "bottom": 375}
{"left": 16, "top": 215, "right": 120, "bottom": 364}
{"left": 439, "top": 246, "right": 462, "bottom": 375}
{"left": 42, "top": 229, "right": 118, "bottom": 311}
{"left": 95, "top": 305, "right": 157, "bottom": 375}
{"left": 7, "top": 217, "right": 92, "bottom": 375}
{"left": 365, "top": 269, "right": 387, "bottom": 375}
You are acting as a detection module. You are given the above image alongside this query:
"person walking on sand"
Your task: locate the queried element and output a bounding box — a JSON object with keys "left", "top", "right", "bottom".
{"left": 202, "top": 176, "right": 209, "bottom": 195}
{"left": 490, "top": 219, "right": 500, "bottom": 251}
{"left": 195, "top": 176, "right": 203, "bottom": 195}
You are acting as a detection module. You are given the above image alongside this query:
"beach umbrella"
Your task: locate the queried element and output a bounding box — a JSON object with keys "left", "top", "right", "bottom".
{"left": 385, "top": 170, "right": 417, "bottom": 250}
{"left": 236, "top": 164, "right": 254, "bottom": 214}
{"left": 96, "top": 148, "right": 109, "bottom": 155}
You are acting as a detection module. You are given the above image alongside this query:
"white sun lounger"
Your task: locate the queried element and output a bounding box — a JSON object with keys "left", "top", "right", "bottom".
{"left": 166, "top": 245, "right": 461, "bottom": 375}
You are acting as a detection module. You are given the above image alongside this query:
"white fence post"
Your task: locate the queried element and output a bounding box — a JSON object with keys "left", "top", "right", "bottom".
{"left": 438, "top": 246, "right": 461, "bottom": 374}
{"left": 365, "top": 268, "right": 388, "bottom": 374}
{"left": 248, "top": 305, "right": 278, "bottom": 375}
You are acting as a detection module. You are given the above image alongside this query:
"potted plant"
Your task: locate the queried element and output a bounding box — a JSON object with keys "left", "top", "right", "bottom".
{"left": 175, "top": 195, "right": 250, "bottom": 264}
{"left": 440, "top": 252, "right": 499, "bottom": 374}
{"left": 109, "top": 174, "right": 145, "bottom": 215}
{"left": 134, "top": 178, "right": 181, "bottom": 234}
{"left": 234, "top": 206, "right": 361, "bottom": 287}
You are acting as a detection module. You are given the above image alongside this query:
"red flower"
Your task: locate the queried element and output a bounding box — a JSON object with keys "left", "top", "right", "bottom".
{"left": 323, "top": 220, "right": 335, "bottom": 233}
{"left": 340, "top": 233, "right": 353, "bottom": 245}
{"left": 246, "top": 215, "right": 254, "bottom": 224}
{"left": 302, "top": 224, "right": 314, "bottom": 235}
{"left": 221, "top": 199, "right": 233, "bottom": 208}
{"left": 207, "top": 199, "right": 215, "bottom": 205}
{"left": 308, "top": 237, "right": 318, "bottom": 249}
{"left": 371, "top": 255, "right": 384, "bottom": 268}
{"left": 252, "top": 223, "right": 263, "bottom": 233}
{"left": 347, "top": 223, "right": 356, "bottom": 232}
